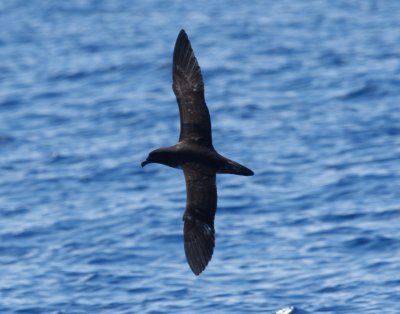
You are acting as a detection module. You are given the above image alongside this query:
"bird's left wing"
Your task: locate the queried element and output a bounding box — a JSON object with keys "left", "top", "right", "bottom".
{"left": 172, "top": 29, "right": 213, "bottom": 147}
{"left": 182, "top": 163, "right": 217, "bottom": 275}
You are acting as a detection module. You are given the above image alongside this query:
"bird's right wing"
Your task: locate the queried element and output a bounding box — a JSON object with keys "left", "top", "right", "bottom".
{"left": 182, "top": 163, "right": 217, "bottom": 275}
{"left": 172, "top": 29, "right": 213, "bottom": 147}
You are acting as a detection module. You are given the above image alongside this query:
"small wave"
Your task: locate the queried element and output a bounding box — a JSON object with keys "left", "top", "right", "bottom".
{"left": 338, "top": 80, "right": 387, "bottom": 100}
{"left": 0, "top": 134, "right": 15, "bottom": 143}
{"left": 344, "top": 235, "right": 399, "bottom": 251}
{"left": 276, "top": 306, "right": 295, "bottom": 314}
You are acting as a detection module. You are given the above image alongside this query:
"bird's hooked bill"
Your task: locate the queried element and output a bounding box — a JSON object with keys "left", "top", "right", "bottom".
{"left": 141, "top": 160, "right": 149, "bottom": 167}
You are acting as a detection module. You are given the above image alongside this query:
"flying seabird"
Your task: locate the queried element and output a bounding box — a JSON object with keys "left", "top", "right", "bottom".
{"left": 142, "top": 29, "right": 254, "bottom": 275}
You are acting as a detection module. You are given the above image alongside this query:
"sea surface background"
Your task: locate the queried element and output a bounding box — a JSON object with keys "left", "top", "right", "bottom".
{"left": 1, "top": 1, "right": 400, "bottom": 313}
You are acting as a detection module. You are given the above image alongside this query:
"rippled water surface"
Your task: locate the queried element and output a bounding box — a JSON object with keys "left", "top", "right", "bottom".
{"left": 1, "top": 1, "right": 400, "bottom": 313}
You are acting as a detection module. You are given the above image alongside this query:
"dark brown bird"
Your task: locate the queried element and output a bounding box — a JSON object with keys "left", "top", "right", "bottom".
{"left": 142, "top": 29, "right": 254, "bottom": 275}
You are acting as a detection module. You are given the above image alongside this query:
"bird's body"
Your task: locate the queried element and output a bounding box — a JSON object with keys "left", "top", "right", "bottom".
{"left": 142, "top": 29, "right": 254, "bottom": 275}
{"left": 142, "top": 142, "right": 253, "bottom": 175}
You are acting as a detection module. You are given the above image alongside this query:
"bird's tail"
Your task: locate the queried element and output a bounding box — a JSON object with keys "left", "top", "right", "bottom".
{"left": 219, "top": 158, "right": 254, "bottom": 176}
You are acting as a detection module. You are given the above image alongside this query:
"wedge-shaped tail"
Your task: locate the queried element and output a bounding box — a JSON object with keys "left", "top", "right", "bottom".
{"left": 220, "top": 158, "right": 254, "bottom": 176}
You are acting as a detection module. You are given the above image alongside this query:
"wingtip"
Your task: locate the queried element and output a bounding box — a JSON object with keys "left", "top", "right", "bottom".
{"left": 184, "top": 221, "right": 215, "bottom": 276}
{"left": 175, "top": 29, "right": 188, "bottom": 48}
{"left": 191, "top": 265, "right": 202, "bottom": 276}
{"left": 172, "top": 28, "right": 204, "bottom": 96}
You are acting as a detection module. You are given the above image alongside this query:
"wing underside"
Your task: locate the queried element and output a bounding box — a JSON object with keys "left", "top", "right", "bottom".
{"left": 172, "top": 30, "right": 212, "bottom": 147}
{"left": 183, "top": 163, "right": 217, "bottom": 275}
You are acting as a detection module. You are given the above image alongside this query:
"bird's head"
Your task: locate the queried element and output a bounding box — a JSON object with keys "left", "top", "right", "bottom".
{"left": 141, "top": 147, "right": 179, "bottom": 168}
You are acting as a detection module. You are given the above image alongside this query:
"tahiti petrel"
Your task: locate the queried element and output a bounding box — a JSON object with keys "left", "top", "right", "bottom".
{"left": 142, "top": 29, "right": 254, "bottom": 275}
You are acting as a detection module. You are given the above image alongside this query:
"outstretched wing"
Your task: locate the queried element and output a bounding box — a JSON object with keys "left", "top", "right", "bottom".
{"left": 183, "top": 163, "right": 217, "bottom": 275}
{"left": 172, "top": 29, "right": 212, "bottom": 147}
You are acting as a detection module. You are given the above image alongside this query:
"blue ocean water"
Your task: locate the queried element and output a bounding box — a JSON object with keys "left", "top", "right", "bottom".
{"left": 1, "top": 0, "right": 400, "bottom": 313}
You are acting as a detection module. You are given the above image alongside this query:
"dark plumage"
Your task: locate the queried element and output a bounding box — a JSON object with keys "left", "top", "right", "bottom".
{"left": 142, "top": 29, "right": 254, "bottom": 275}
